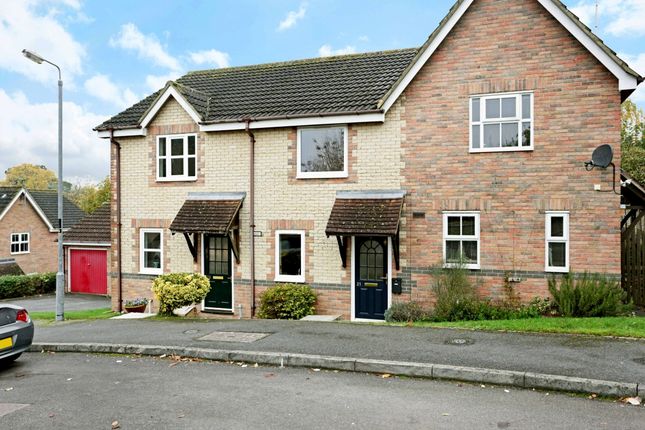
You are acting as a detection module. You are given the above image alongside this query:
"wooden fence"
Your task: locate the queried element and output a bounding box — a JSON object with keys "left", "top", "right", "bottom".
{"left": 622, "top": 210, "right": 645, "bottom": 307}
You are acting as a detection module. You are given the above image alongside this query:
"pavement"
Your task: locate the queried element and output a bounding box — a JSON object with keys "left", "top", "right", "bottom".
{"left": 29, "top": 317, "right": 645, "bottom": 398}
{"left": 1, "top": 293, "right": 110, "bottom": 312}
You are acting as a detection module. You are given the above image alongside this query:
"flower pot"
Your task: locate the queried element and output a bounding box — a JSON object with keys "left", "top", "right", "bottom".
{"left": 124, "top": 304, "right": 147, "bottom": 313}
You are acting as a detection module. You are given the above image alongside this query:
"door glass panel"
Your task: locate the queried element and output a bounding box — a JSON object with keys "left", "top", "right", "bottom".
{"left": 359, "top": 240, "right": 384, "bottom": 280}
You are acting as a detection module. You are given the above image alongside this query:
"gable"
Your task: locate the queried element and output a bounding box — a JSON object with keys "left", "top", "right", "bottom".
{"left": 146, "top": 95, "right": 198, "bottom": 129}
{"left": 0, "top": 190, "right": 54, "bottom": 231}
{"left": 140, "top": 84, "right": 202, "bottom": 129}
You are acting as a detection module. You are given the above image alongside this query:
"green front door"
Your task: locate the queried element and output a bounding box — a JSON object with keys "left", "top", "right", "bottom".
{"left": 203, "top": 235, "right": 232, "bottom": 310}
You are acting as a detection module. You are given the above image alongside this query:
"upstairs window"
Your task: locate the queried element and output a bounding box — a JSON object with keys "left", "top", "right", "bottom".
{"left": 443, "top": 212, "right": 480, "bottom": 270}
{"left": 10, "top": 232, "right": 29, "bottom": 254}
{"left": 470, "top": 92, "right": 533, "bottom": 152}
{"left": 157, "top": 134, "right": 197, "bottom": 181}
{"left": 545, "top": 212, "right": 569, "bottom": 273}
{"left": 297, "top": 126, "right": 348, "bottom": 179}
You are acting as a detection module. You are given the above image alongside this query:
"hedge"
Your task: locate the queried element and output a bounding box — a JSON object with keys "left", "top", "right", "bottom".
{"left": 0, "top": 272, "right": 56, "bottom": 299}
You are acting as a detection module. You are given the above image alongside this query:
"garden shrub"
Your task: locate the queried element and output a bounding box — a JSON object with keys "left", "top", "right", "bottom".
{"left": 0, "top": 272, "right": 56, "bottom": 299}
{"left": 257, "top": 283, "right": 316, "bottom": 319}
{"left": 151, "top": 273, "right": 210, "bottom": 315}
{"left": 548, "top": 273, "right": 630, "bottom": 317}
{"left": 384, "top": 301, "right": 428, "bottom": 322}
{"left": 431, "top": 265, "right": 480, "bottom": 321}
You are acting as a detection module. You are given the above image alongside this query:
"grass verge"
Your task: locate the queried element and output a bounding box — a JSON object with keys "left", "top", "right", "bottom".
{"left": 411, "top": 317, "right": 645, "bottom": 338}
{"left": 29, "top": 307, "right": 118, "bottom": 321}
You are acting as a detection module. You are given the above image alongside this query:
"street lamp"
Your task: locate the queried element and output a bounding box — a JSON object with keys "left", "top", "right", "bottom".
{"left": 22, "top": 49, "right": 65, "bottom": 322}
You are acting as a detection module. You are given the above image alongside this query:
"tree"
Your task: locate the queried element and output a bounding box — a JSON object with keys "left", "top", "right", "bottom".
{"left": 1, "top": 163, "right": 57, "bottom": 189}
{"left": 66, "top": 177, "right": 111, "bottom": 214}
{"left": 621, "top": 100, "right": 645, "bottom": 184}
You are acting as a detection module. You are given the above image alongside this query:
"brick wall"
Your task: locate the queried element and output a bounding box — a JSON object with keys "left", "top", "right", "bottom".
{"left": 109, "top": 0, "right": 625, "bottom": 317}
{"left": 400, "top": 0, "right": 622, "bottom": 301}
{"left": 0, "top": 195, "right": 58, "bottom": 274}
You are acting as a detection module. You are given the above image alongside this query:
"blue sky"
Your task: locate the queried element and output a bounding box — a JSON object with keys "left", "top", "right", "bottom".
{"left": 1, "top": 0, "right": 644, "bottom": 183}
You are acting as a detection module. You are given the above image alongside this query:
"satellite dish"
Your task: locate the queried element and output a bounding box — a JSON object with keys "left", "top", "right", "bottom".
{"left": 590, "top": 144, "right": 613, "bottom": 169}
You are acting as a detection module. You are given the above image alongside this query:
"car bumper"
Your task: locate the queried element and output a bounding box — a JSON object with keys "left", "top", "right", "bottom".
{"left": 0, "top": 321, "right": 34, "bottom": 360}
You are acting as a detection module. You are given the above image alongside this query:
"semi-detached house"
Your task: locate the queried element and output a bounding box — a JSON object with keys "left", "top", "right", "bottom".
{"left": 95, "top": 0, "right": 642, "bottom": 320}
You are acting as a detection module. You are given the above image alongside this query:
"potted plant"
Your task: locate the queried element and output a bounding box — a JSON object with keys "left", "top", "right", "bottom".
{"left": 124, "top": 297, "right": 149, "bottom": 313}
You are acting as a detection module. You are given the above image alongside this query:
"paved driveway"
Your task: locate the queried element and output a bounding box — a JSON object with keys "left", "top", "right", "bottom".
{"left": 1, "top": 293, "right": 110, "bottom": 312}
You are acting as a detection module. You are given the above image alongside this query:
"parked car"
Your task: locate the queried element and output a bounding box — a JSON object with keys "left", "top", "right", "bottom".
{"left": 0, "top": 304, "right": 34, "bottom": 364}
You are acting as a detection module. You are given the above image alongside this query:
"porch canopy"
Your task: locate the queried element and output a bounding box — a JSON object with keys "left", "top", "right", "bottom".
{"left": 325, "top": 190, "right": 405, "bottom": 269}
{"left": 169, "top": 192, "right": 245, "bottom": 262}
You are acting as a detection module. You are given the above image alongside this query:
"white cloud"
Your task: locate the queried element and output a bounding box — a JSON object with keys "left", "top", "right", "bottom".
{"left": 318, "top": 44, "right": 357, "bottom": 57}
{"left": 109, "top": 23, "right": 181, "bottom": 71}
{"left": 278, "top": 3, "right": 307, "bottom": 31}
{"left": 84, "top": 74, "right": 138, "bottom": 108}
{"left": 145, "top": 72, "right": 183, "bottom": 92}
{"left": 0, "top": 89, "right": 109, "bottom": 181}
{"left": 189, "top": 49, "right": 230, "bottom": 68}
{"left": 0, "top": 0, "right": 85, "bottom": 84}
{"left": 358, "top": 35, "right": 370, "bottom": 42}
{"left": 571, "top": 0, "right": 645, "bottom": 36}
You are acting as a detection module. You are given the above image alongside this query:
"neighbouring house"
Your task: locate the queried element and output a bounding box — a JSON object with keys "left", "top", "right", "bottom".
{"left": 95, "top": 0, "right": 642, "bottom": 320}
{"left": 0, "top": 187, "right": 85, "bottom": 274}
{"left": 63, "top": 203, "right": 111, "bottom": 295}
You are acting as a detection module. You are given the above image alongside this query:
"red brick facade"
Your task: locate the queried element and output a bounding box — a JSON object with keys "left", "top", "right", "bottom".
{"left": 0, "top": 196, "right": 58, "bottom": 274}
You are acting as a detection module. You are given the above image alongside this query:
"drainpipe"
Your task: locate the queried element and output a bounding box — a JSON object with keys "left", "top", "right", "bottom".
{"left": 110, "top": 129, "right": 123, "bottom": 313}
{"left": 245, "top": 120, "right": 256, "bottom": 317}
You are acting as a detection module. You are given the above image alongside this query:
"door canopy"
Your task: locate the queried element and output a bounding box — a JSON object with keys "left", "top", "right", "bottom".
{"left": 169, "top": 192, "right": 245, "bottom": 262}
{"left": 325, "top": 190, "right": 405, "bottom": 269}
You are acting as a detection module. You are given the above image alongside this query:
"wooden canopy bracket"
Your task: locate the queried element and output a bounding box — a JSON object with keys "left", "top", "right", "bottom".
{"left": 392, "top": 230, "right": 400, "bottom": 271}
{"left": 183, "top": 232, "right": 198, "bottom": 262}
{"left": 336, "top": 235, "right": 349, "bottom": 268}
{"left": 229, "top": 227, "right": 240, "bottom": 264}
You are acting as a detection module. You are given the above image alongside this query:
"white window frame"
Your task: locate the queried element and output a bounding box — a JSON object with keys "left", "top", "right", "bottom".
{"left": 10, "top": 232, "right": 29, "bottom": 255}
{"left": 274, "top": 230, "right": 306, "bottom": 283}
{"left": 469, "top": 91, "right": 533, "bottom": 153}
{"left": 156, "top": 134, "right": 197, "bottom": 182}
{"left": 545, "top": 211, "right": 569, "bottom": 273}
{"left": 140, "top": 228, "right": 164, "bottom": 275}
{"left": 296, "top": 125, "right": 349, "bottom": 179}
{"left": 443, "top": 212, "right": 480, "bottom": 270}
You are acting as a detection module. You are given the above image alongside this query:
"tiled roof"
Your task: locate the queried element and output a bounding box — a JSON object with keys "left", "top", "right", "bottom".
{"left": 169, "top": 196, "right": 243, "bottom": 234}
{"left": 63, "top": 203, "right": 111, "bottom": 244}
{"left": 29, "top": 190, "right": 86, "bottom": 229}
{"left": 326, "top": 192, "right": 404, "bottom": 237}
{"left": 95, "top": 49, "right": 418, "bottom": 130}
{"left": 0, "top": 188, "right": 85, "bottom": 229}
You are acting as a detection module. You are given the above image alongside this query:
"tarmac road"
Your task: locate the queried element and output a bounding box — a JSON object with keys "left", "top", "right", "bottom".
{"left": 0, "top": 352, "right": 643, "bottom": 429}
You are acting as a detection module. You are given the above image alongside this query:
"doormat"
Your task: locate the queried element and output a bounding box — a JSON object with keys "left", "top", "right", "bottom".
{"left": 198, "top": 331, "right": 270, "bottom": 343}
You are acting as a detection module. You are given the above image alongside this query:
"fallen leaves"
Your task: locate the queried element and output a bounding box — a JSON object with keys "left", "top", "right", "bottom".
{"left": 620, "top": 396, "right": 642, "bottom": 406}
{"left": 111, "top": 420, "right": 120, "bottom": 429}
{"left": 380, "top": 374, "right": 392, "bottom": 379}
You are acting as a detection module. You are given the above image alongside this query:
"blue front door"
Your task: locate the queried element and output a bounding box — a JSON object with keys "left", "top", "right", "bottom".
{"left": 355, "top": 237, "right": 388, "bottom": 320}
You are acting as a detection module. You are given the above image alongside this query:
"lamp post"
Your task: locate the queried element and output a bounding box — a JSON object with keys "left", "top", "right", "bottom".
{"left": 22, "top": 49, "right": 65, "bottom": 321}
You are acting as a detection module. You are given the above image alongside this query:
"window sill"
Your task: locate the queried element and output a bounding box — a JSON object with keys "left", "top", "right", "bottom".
{"left": 443, "top": 263, "right": 480, "bottom": 270}
{"left": 545, "top": 267, "right": 569, "bottom": 273}
{"left": 470, "top": 147, "right": 533, "bottom": 154}
{"left": 156, "top": 177, "right": 198, "bottom": 183}
{"left": 140, "top": 269, "right": 163, "bottom": 276}
{"left": 10, "top": 252, "right": 30, "bottom": 255}
{"left": 275, "top": 276, "right": 305, "bottom": 283}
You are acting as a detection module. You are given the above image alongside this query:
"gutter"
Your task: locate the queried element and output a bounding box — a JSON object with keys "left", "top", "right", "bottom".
{"left": 110, "top": 129, "right": 123, "bottom": 313}
{"left": 245, "top": 120, "right": 256, "bottom": 317}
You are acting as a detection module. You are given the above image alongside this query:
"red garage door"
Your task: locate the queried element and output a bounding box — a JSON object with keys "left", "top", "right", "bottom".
{"left": 70, "top": 249, "right": 107, "bottom": 295}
